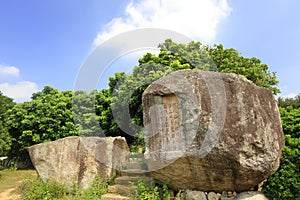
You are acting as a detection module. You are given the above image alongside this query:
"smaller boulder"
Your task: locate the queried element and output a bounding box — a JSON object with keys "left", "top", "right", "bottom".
{"left": 185, "top": 190, "right": 207, "bottom": 200}
{"left": 28, "top": 136, "right": 130, "bottom": 189}
{"left": 207, "top": 192, "right": 220, "bottom": 200}
{"left": 234, "top": 191, "right": 268, "bottom": 200}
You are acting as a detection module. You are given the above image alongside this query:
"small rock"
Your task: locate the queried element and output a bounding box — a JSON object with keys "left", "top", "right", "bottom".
{"left": 257, "top": 180, "right": 267, "bottom": 192}
{"left": 185, "top": 190, "right": 207, "bottom": 200}
{"left": 221, "top": 191, "right": 227, "bottom": 197}
{"left": 180, "top": 191, "right": 186, "bottom": 200}
{"left": 228, "top": 191, "right": 233, "bottom": 197}
{"left": 207, "top": 192, "right": 219, "bottom": 200}
{"left": 138, "top": 147, "right": 143, "bottom": 154}
{"left": 234, "top": 191, "right": 268, "bottom": 200}
{"left": 221, "top": 198, "right": 235, "bottom": 200}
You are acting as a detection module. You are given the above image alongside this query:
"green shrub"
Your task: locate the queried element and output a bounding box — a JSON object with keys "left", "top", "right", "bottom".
{"left": 132, "top": 179, "right": 169, "bottom": 200}
{"left": 19, "top": 175, "right": 108, "bottom": 200}
{"left": 130, "top": 131, "right": 146, "bottom": 154}
{"left": 80, "top": 175, "right": 108, "bottom": 200}
{"left": 20, "top": 178, "right": 68, "bottom": 200}
{"left": 9, "top": 161, "right": 18, "bottom": 171}
{"left": 263, "top": 103, "right": 300, "bottom": 199}
{"left": 262, "top": 135, "right": 300, "bottom": 199}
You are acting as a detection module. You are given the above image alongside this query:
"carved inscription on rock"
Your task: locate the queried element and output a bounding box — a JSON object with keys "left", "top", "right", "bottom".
{"left": 148, "top": 94, "right": 184, "bottom": 155}
{"left": 143, "top": 69, "right": 285, "bottom": 191}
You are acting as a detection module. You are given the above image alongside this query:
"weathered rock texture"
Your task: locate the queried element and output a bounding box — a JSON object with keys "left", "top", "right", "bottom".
{"left": 185, "top": 190, "right": 207, "bottom": 200}
{"left": 142, "top": 69, "right": 284, "bottom": 192}
{"left": 28, "top": 136, "right": 129, "bottom": 189}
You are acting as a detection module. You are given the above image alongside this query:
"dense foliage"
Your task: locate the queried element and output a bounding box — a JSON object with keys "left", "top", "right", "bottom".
{"left": 1, "top": 39, "right": 280, "bottom": 158}
{"left": 5, "top": 87, "right": 110, "bottom": 159}
{"left": 20, "top": 175, "right": 108, "bottom": 200}
{"left": 2, "top": 40, "right": 297, "bottom": 199}
{"left": 110, "top": 39, "right": 279, "bottom": 143}
{"left": 207, "top": 43, "right": 279, "bottom": 94}
{"left": 132, "top": 179, "right": 170, "bottom": 200}
{"left": 73, "top": 90, "right": 103, "bottom": 136}
{"left": 6, "top": 87, "right": 77, "bottom": 158}
{"left": 0, "top": 92, "right": 15, "bottom": 155}
{"left": 263, "top": 95, "right": 300, "bottom": 199}
{"left": 0, "top": 40, "right": 300, "bottom": 199}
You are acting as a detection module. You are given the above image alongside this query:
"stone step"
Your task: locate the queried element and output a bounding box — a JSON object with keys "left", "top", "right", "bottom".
{"left": 122, "top": 161, "right": 148, "bottom": 170}
{"left": 101, "top": 193, "right": 130, "bottom": 200}
{"left": 108, "top": 184, "right": 136, "bottom": 197}
{"left": 121, "top": 169, "right": 151, "bottom": 177}
{"left": 115, "top": 176, "right": 152, "bottom": 186}
{"left": 128, "top": 153, "right": 145, "bottom": 162}
{"left": 128, "top": 153, "right": 144, "bottom": 159}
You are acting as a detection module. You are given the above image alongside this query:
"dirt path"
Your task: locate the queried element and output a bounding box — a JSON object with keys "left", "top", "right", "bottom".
{"left": 0, "top": 187, "right": 21, "bottom": 200}
{"left": 0, "top": 181, "right": 22, "bottom": 200}
{"left": 0, "top": 169, "right": 36, "bottom": 200}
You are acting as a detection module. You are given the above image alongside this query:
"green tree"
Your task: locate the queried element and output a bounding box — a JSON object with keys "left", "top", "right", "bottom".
{"left": 0, "top": 92, "right": 15, "bottom": 155}
{"left": 7, "top": 86, "right": 77, "bottom": 158}
{"left": 278, "top": 94, "right": 300, "bottom": 109}
{"left": 207, "top": 44, "right": 279, "bottom": 94}
{"left": 95, "top": 72, "right": 136, "bottom": 142}
{"left": 73, "top": 90, "right": 103, "bottom": 136}
{"left": 106, "top": 39, "right": 279, "bottom": 145}
{"left": 263, "top": 95, "right": 300, "bottom": 199}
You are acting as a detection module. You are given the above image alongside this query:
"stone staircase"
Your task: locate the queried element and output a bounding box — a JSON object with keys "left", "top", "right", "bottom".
{"left": 101, "top": 153, "right": 152, "bottom": 200}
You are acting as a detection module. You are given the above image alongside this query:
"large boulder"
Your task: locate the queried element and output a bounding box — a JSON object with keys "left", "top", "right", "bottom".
{"left": 142, "top": 69, "right": 284, "bottom": 192}
{"left": 28, "top": 136, "right": 129, "bottom": 189}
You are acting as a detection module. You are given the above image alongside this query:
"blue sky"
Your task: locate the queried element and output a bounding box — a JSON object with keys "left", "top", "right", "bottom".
{"left": 0, "top": 0, "right": 299, "bottom": 102}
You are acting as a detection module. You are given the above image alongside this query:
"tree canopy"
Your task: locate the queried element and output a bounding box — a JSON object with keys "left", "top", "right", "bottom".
{"left": 0, "top": 92, "right": 15, "bottom": 155}
{"left": 7, "top": 86, "right": 77, "bottom": 158}
{"left": 1, "top": 39, "right": 298, "bottom": 199}
{"left": 3, "top": 39, "right": 280, "bottom": 158}
{"left": 109, "top": 39, "right": 280, "bottom": 144}
{"left": 263, "top": 95, "right": 300, "bottom": 199}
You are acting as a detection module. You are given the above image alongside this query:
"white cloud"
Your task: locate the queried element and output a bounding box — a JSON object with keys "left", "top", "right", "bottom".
{"left": 0, "top": 64, "right": 20, "bottom": 77}
{"left": 0, "top": 81, "right": 39, "bottom": 102}
{"left": 0, "top": 63, "right": 40, "bottom": 102}
{"left": 94, "top": 0, "right": 232, "bottom": 46}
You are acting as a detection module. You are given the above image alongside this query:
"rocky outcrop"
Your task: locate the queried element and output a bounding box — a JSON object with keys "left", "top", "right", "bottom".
{"left": 28, "top": 136, "right": 129, "bottom": 189}
{"left": 142, "top": 69, "right": 284, "bottom": 192}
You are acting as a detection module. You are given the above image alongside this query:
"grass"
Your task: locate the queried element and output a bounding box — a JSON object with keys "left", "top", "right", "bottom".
{"left": 0, "top": 168, "right": 171, "bottom": 200}
{"left": 19, "top": 174, "right": 108, "bottom": 200}
{"left": 0, "top": 169, "right": 109, "bottom": 200}
{"left": 0, "top": 169, "right": 37, "bottom": 193}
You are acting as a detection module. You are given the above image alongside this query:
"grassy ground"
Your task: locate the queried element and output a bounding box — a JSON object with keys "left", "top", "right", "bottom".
{"left": 0, "top": 169, "right": 37, "bottom": 193}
